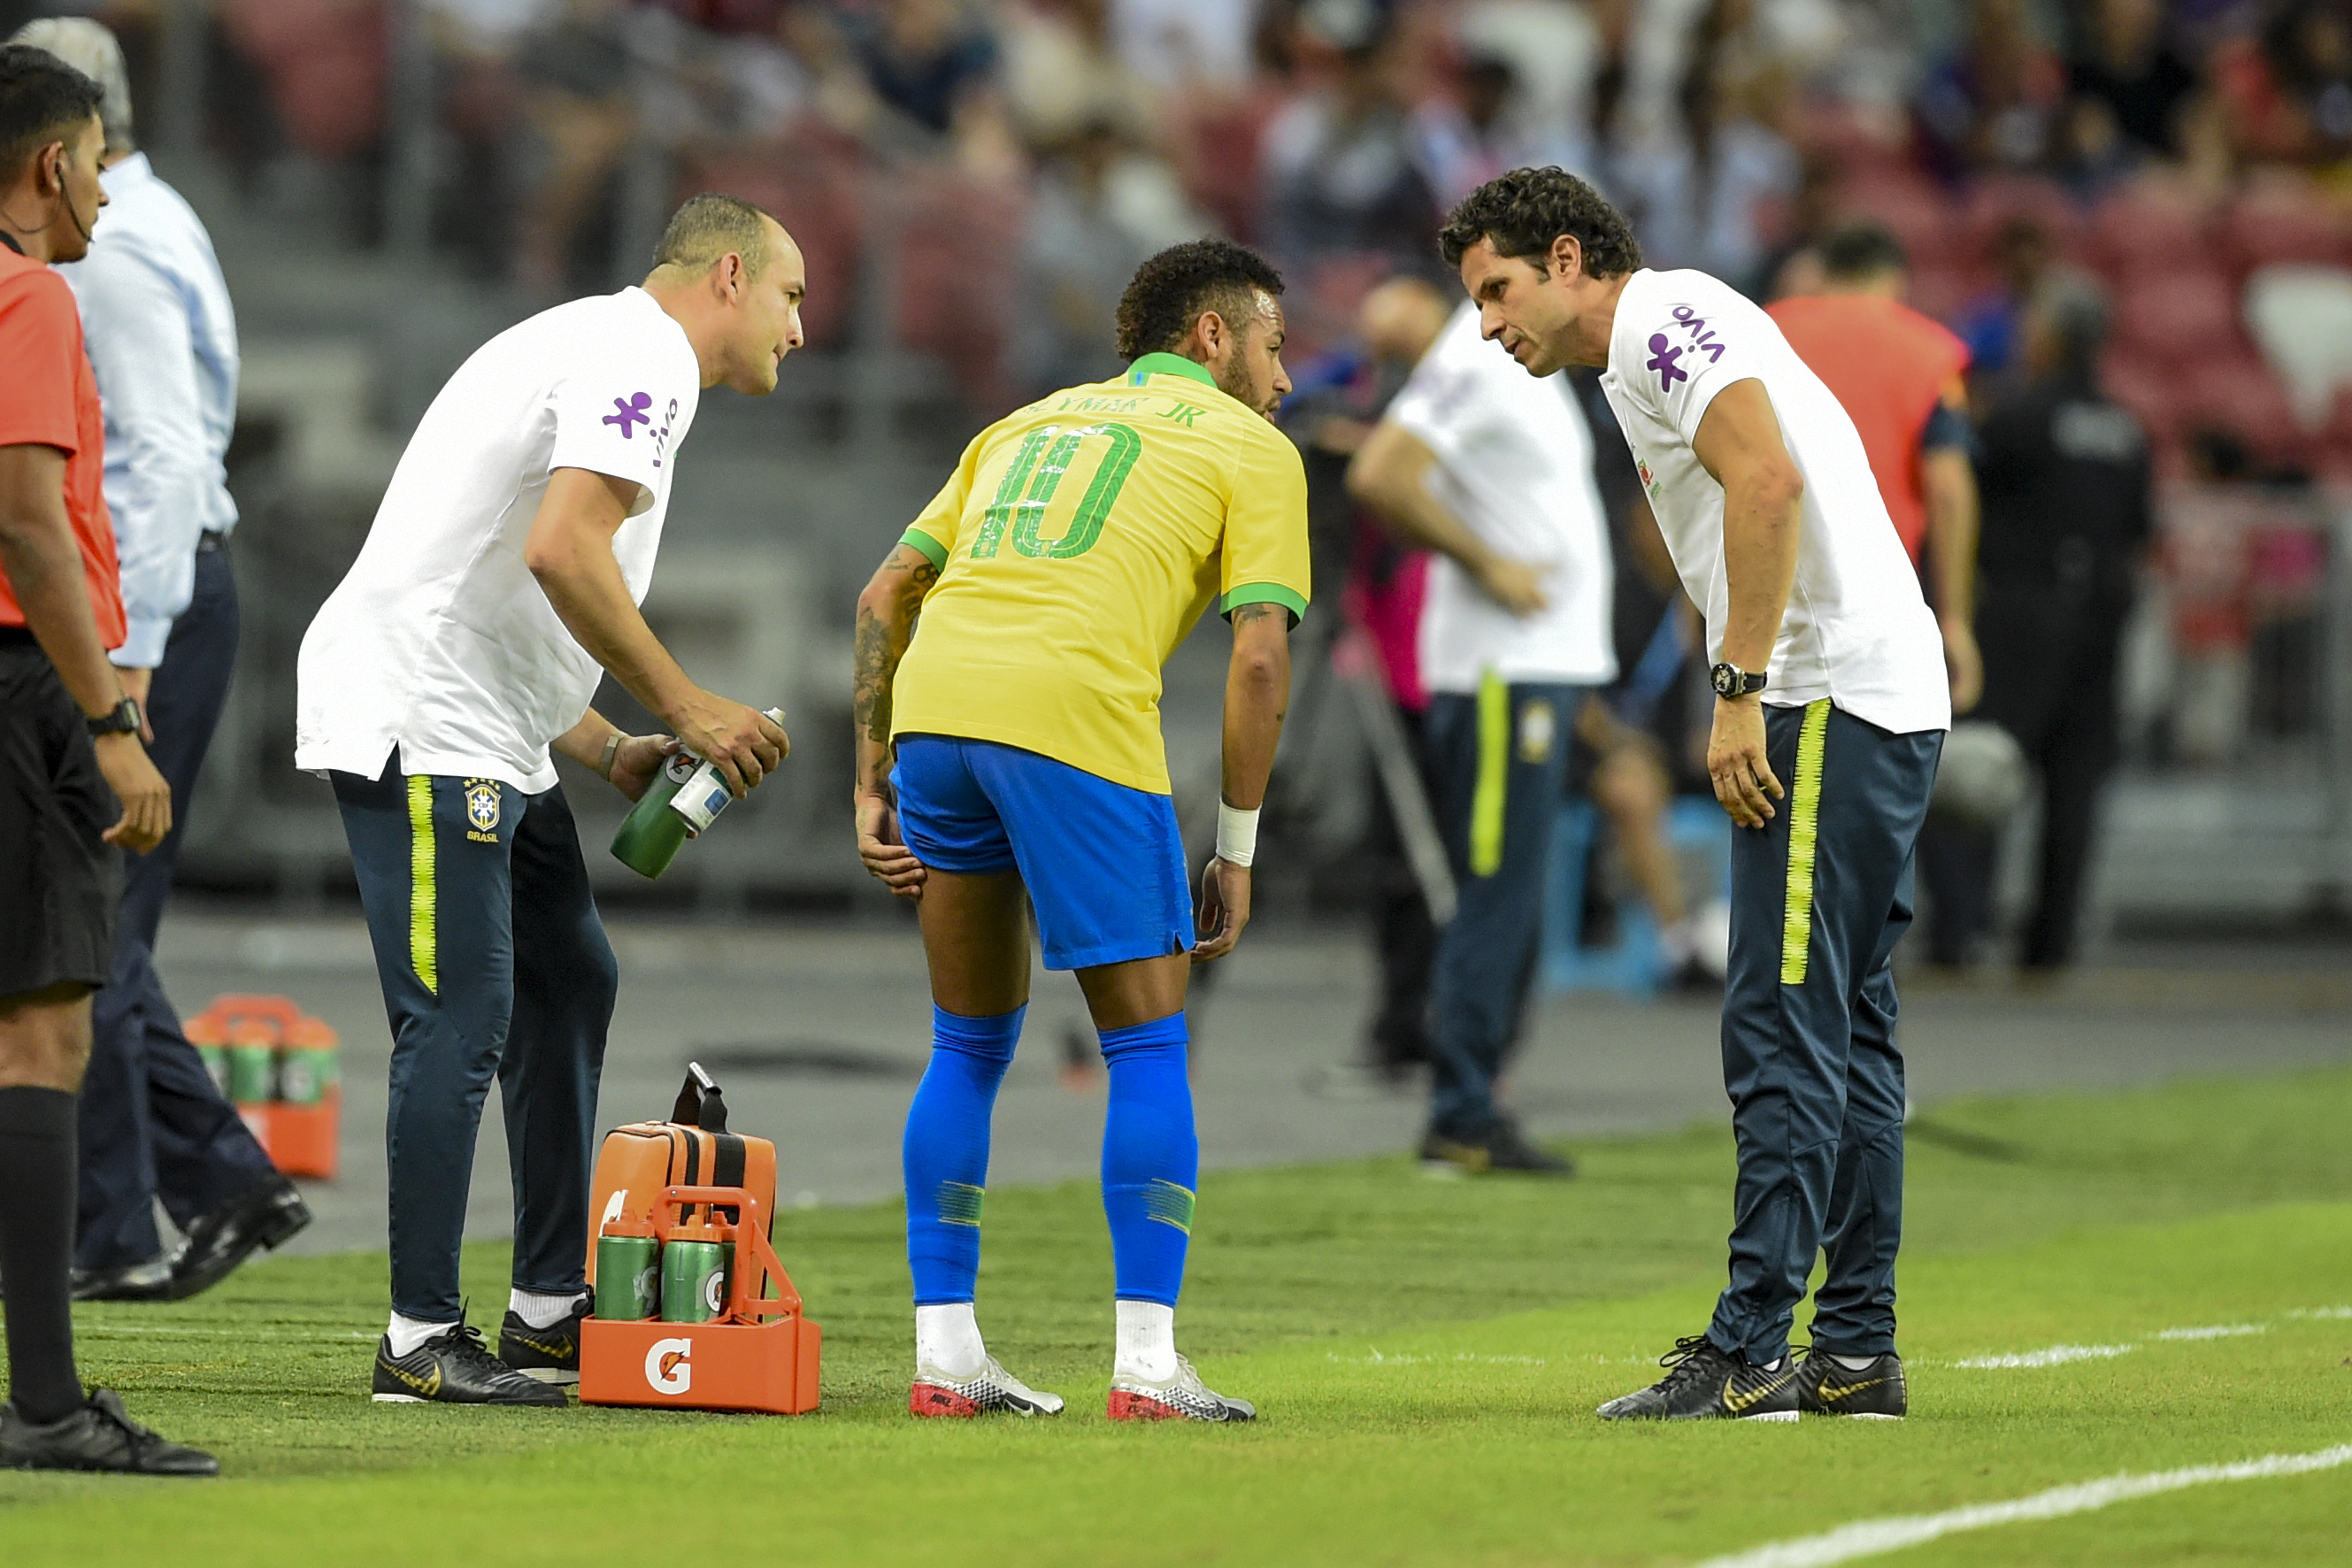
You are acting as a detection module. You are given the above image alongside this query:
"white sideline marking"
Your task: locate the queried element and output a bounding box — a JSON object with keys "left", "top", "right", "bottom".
{"left": 77, "top": 1325, "right": 374, "bottom": 1341}
{"left": 1326, "top": 1350, "right": 1548, "bottom": 1367}
{"left": 1948, "top": 1344, "right": 2133, "bottom": 1369}
{"left": 1694, "top": 1444, "right": 2352, "bottom": 1568}
{"left": 2288, "top": 1306, "right": 2352, "bottom": 1319}
{"left": 2158, "top": 1324, "right": 2265, "bottom": 1341}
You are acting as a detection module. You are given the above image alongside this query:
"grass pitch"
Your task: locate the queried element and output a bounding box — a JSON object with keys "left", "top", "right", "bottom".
{"left": 4, "top": 1064, "right": 2350, "bottom": 1566}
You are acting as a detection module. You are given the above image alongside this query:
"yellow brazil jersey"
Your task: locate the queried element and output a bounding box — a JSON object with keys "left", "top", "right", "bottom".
{"left": 889, "top": 353, "right": 1311, "bottom": 795}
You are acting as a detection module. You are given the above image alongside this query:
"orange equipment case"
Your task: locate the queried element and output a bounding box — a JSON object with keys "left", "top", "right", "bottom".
{"left": 578, "top": 1066, "right": 820, "bottom": 1414}
{"left": 578, "top": 1185, "right": 820, "bottom": 1415}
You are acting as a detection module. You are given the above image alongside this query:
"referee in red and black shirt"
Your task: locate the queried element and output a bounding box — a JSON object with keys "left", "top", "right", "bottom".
{"left": 0, "top": 43, "right": 210, "bottom": 1476}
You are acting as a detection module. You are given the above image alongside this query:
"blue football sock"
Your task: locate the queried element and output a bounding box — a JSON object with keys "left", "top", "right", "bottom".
{"left": 1098, "top": 1011, "right": 1198, "bottom": 1309}
{"left": 903, "top": 1003, "right": 1024, "bottom": 1305}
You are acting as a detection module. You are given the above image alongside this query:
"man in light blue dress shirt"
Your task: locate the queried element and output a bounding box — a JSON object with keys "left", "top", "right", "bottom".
{"left": 14, "top": 19, "right": 310, "bottom": 1301}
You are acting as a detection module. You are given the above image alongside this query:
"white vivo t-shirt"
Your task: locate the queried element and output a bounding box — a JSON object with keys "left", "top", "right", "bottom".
{"left": 1597, "top": 268, "right": 1949, "bottom": 735}
{"left": 296, "top": 288, "right": 701, "bottom": 791}
{"left": 1387, "top": 301, "right": 1617, "bottom": 695}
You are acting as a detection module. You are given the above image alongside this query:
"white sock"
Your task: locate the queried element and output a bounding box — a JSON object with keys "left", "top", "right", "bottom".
{"left": 386, "top": 1312, "right": 457, "bottom": 1357}
{"left": 1659, "top": 917, "right": 1697, "bottom": 965}
{"left": 1115, "top": 1299, "right": 1177, "bottom": 1383}
{"left": 510, "top": 1287, "right": 584, "bottom": 1329}
{"left": 1831, "top": 1353, "right": 1879, "bottom": 1370}
{"left": 915, "top": 1302, "right": 987, "bottom": 1379}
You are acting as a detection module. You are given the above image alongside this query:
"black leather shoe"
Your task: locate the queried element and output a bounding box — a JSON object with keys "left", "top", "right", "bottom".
{"left": 168, "top": 1177, "right": 313, "bottom": 1300}
{"left": 0, "top": 1389, "right": 219, "bottom": 1475}
{"left": 374, "top": 1322, "right": 566, "bottom": 1406}
{"left": 498, "top": 1296, "right": 590, "bottom": 1386}
{"left": 72, "top": 1256, "right": 175, "bottom": 1302}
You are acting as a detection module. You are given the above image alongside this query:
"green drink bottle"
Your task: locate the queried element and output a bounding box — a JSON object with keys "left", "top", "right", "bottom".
{"left": 609, "top": 709, "right": 786, "bottom": 880}
{"left": 595, "top": 1217, "right": 661, "bottom": 1320}
{"left": 659, "top": 1218, "right": 729, "bottom": 1325}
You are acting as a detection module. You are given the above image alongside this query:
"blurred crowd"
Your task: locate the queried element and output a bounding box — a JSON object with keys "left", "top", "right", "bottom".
{"left": 27, "top": 0, "right": 2352, "bottom": 465}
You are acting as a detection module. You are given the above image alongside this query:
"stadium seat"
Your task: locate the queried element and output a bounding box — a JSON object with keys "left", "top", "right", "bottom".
{"left": 680, "top": 131, "right": 868, "bottom": 350}
{"left": 217, "top": 0, "right": 388, "bottom": 160}
{"left": 1170, "top": 91, "right": 1281, "bottom": 246}
{"left": 890, "top": 166, "right": 1029, "bottom": 408}
{"left": 2224, "top": 181, "right": 2352, "bottom": 276}
{"left": 2090, "top": 184, "right": 2215, "bottom": 282}
{"left": 1833, "top": 173, "right": 1950, "bottom": 262}
{"left": 2115, "top": 270, "right": 2243, "bottom": 368}
{"left": 1956, "top": 174, "right": 2085, "bottom": 267}
{"left": 1905, "top": 265, "right": 1985, "bottom": 327}
{"left": 2102, "top": 350, "right": 2186, "bottom": 449}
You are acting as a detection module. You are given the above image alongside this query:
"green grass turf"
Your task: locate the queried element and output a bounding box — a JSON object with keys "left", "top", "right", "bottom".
{"left": 4, "top": 1064, "right": 2350, "bottom": 1565}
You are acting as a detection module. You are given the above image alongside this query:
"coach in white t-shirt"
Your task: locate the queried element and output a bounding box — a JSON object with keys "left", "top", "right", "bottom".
{"left": 1348, "top": 277, "right": 1612, "bottom": 1175}
{"left": 293, "top": 195, "right": 804, "bottom": 1407}
{"left": 1442, "top": 167, "right": 1946, "bottom": 1424}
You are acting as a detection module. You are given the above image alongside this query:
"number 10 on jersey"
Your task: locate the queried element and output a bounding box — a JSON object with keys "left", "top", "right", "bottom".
{"left": 971, "top": 422, "right": 1142, "bottom": 561}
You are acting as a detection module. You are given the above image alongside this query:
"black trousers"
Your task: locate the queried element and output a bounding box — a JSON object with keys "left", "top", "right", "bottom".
{"left": 333, "top": 757, "right": 615, "bottom": 1322}
{"left": 1424, "top": 680, "right": 1584, "bottom": 1139}
{"left": 76, "top": 545, "right": 277, "bottom": 1271}
{"left": 1920, "top": 585, "right": 2127, "bottom": 968}
{"left": 1710, "top": 701, "right": 1941, "bottom": 1363}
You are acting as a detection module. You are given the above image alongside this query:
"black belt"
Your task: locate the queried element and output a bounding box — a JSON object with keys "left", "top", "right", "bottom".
{"left": 197, "top": 530, "right": 228, "bottom": 553}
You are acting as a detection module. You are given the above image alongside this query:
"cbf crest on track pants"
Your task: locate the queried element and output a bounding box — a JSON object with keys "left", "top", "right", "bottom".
{"left": 332, "top": 754, "right": 616, "bottom": 1324}
{"left": 1707, "top": 699, "right": 1941, "bottom": 1364}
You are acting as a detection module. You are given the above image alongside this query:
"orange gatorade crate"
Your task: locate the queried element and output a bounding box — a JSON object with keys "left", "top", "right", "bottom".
{"left": 579, "top": 1184, "right": 822, "bottom": 1415}
{"left": 186, "top": 995, "right": 340, "bottom": 1180}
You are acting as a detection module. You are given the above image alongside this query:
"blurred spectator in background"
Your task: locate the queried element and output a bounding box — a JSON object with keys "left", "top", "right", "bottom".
{"left": 1410, "top": 49, "right": 1588, "bottom": 211}
{"left": 1110, "top": 0, "right": 1261, "bottom": 98}
{"left": 1347, "top": 275, "right": 1615, "bottom": 1176}
{"left": 1917, "top": 0, "right": 2065, "bottom": 180}
{"left": 2067, "top": 0, "right": 2198, "bottom": 158}
{"left": 1611, "top": 0, "right": 1801, "bottom": 294}
{"left": 1770, "top": 221, "right": 1982, "bottom": 713}
{"left": 1954, "top": 217, "right": 2055, "bottom": 391}
{"left": 822, "top": 0, "right": 1014, "bottom": 170}
{"left": 1007, "top": 113, "right": 1208, "bottom": 397}
{"left": 1336, "top": 276, "right": 1442, "bottom": 1081}
{"left": 12, "top": 17, "right": 309, "bottom": 1303}
{"left": 2248, "top": 0, "right": 2352, "bottom": 165}
{"left": 1922, "top": 276, "right": 2152, "bottom": 969}
{"left": 1260, "top": 0, "right": 1439, "bottom": 271}
{"left": 1000, "top": 0, "right": 1155, "bottom": 151}
{"left": 507, "top": 0, "right": 638, "bottom": 291}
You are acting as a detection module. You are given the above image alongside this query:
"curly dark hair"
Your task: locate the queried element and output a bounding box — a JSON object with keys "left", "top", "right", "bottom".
{"left": 0, "top": 43, "right": 104, "bottom": 179}
{"left": 1436, "top": 166, "right": 1641, "bottom": 280}
{"left": 1114, "top": 239, "right": 1285, "bottom": 361}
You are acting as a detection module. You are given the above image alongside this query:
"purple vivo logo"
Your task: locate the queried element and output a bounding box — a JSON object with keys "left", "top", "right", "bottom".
{"left": 603, "top": 392, "right": 652, "bottom": 437}
{"left": 1646, "top": 334, "right": 1687, "bottom": 391}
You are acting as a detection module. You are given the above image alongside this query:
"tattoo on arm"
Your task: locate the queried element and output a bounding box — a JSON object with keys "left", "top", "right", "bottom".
{"left": 852, "top": 550, "right": 941, "bottom": 749}
{"left": 1230, "top": 602, "right": 1284, "bottom": 626}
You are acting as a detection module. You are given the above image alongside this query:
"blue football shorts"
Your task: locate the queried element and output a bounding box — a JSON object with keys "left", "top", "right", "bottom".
{"left": 891, "top": 734, "right": 1194, "bottom": 971}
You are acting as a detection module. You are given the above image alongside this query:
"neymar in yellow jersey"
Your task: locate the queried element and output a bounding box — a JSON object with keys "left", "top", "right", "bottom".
{"left": 853, "top": 240, "right": 1305, "bottom": 1423}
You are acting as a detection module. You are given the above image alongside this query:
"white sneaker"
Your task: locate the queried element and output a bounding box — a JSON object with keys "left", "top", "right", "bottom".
{"left": 908, "top": 1357, "right": 1065, "bottom": 1418}
{"left": 1107, "top": 1355, "right": 1257, "bottom": 1422}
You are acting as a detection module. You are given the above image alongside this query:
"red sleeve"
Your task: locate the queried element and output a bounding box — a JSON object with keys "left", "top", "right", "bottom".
{"left": 0, "top": 271, "right": 86, "bottom": 455}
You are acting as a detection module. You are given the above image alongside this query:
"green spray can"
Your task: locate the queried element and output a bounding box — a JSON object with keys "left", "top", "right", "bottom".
{"left": 608, "top": 709, "right": 786, "bottom": 880}
{"left": 594, "top": 1219, "right": 661, "bottom": 1320}
{"left": 658, "top": 1219, "right": 730, "bottom": 1324}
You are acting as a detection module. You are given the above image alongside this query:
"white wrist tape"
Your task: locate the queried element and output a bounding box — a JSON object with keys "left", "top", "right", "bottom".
{"left": 1216, "top": 803, "right": 1261, "bottom": 867}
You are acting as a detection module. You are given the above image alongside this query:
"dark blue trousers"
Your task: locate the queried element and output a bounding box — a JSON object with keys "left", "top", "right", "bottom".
{"left": 332, "top": 757, "right": 615, "bottom": 1322}
{"left": 1424, "top": 680, "right": 1584, "bottom": 1140}
{"left": 77, "top": 544, "right": 277, "bottom": 1271}
{"left": 1709, "top": 700, "right": 1941, "bottom": 1364}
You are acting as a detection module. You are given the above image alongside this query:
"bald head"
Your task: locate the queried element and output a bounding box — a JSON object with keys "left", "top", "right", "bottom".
{"left": 1359, "top": 276, "right": 1454, "bottom": 368}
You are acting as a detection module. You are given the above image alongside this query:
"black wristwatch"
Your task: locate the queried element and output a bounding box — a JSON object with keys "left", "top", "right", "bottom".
{"left": 86, "top": 696, "right": 142, "bottom": 738}
{"left": 1709, "top": 663, "right": 1767, "bottom": 700}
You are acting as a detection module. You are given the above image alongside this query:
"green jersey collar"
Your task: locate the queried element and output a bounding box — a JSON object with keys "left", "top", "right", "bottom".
{"left": 1125, "top": 352, "right": 1218, "bottom": 390}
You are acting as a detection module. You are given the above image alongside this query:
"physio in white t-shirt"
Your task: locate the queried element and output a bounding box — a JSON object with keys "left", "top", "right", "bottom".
{"left": 1441, "top": 166, "right": 1946, "bottom": 1424}
{"left": 294, "top": 195, "right": 806, "bottom": 1407}
{"left": 1347, "top": 276, "right": 1612, "bottom": 1174}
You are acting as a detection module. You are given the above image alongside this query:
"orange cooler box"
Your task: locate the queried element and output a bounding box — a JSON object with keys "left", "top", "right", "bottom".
{"left": 579, "top": 1184, "right": 821, "bottom": 1415}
